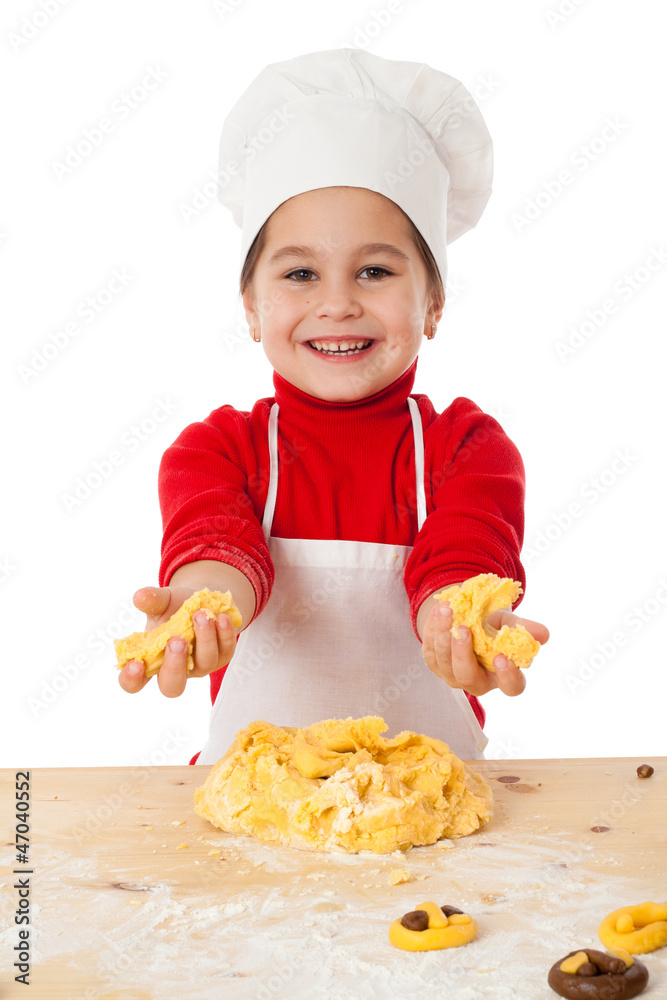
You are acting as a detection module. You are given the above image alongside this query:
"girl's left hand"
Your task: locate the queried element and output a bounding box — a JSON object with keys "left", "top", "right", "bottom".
{"left": 421, "top": 602, "right": 550, "bottom": 697}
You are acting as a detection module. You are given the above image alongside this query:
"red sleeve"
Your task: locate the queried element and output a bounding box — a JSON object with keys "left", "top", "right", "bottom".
{"left": 405, "top": 396, "right": 526, "bottom": 637}
{"left": 158, "top": 403, "right": 274, "bottom": 627}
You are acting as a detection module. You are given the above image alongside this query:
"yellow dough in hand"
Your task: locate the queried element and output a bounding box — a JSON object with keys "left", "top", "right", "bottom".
{"left": 435, "top": 573, "right": 540, "bottom": 672}
{"left": 194, "top": 716, "right": 493, "bottom": 854}
{"left": 114, "top": 588, "right": 242, "bottom": 678}
{"left": 599, "top": 902, "right": 667, "bottom": 954}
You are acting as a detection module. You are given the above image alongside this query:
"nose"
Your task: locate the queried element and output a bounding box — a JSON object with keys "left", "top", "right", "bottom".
{"left": 313, "top": 275, "right": 363, "bottom": 322}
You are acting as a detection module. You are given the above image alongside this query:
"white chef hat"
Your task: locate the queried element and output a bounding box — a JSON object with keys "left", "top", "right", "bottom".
{"left": 216, "top": 47, "right": 493, "bottom": 290}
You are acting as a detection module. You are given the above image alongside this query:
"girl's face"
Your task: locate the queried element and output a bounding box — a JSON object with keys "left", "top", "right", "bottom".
{"left": 242, "top": 187, "right": 442, "bottom": 402}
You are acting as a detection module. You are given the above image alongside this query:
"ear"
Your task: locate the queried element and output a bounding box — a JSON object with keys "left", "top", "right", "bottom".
{"left": 426, "top": 288, "right": 445, "bottom": 330}
{"left": 242, "top": 287, "right": 259, "bottom": 331}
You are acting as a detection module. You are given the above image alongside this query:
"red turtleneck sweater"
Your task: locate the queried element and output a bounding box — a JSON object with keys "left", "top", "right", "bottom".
{"left": 158, "top": 357, "right": 526, "bottom": 739}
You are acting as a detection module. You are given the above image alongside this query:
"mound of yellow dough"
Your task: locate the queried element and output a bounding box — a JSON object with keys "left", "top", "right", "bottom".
{"left": 435, "top": 573, "right": 540, "bottom": 672}
{"left": 193, "top": 716, "right": 493, "bottom": 855}
{"left": 114, "top": 588, "right": 242, "bottom": 678}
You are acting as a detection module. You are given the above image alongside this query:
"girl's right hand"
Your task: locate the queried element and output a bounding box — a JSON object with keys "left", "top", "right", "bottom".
{"left": 118, "top": 586, "right": 238, "bottom": 698}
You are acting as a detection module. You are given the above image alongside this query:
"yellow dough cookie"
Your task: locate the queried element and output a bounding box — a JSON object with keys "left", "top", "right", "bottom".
{"left": 435, "top": 573, "right": 540, "bottom": 672}
{"left": 194, "top": 716, "right": 493, "bottom": 855}
{"left": 599, "top": 902, "right": 667, "bottom": 954}
{"left": 114, "top": 588, "right": 242, "bottom": 678}
{"left": 389, "top": 901, "right": 478, "bottom": 951}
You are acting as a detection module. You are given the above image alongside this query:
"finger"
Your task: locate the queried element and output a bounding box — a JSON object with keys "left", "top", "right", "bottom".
{"left": 214, "top": 613, "right": 238, "bottom": 669}
{"left": 486, "top": 610, "right": 550, "bottom": 644}
{"left": 523, "top": 618, "right": 550, "bottom": 643}
{"left": 423, "top": 603, "right": 457, "bottom": 685}
{"left": 491, "top": 654, "right": 526, "bottom": 697}
{"left": 421, "top": 604, "right": 441, "bottom": 675}
{"left": 133, "top": 586, "right": 171, "bottom": 617}
{"left": 512, "top": 616, "right": 550, "bottom": 643}
{"left": 118, "top": 659, "right": 151, "bottom": 694}
{"left": 190, "top": 610, "right": 222, "bottom": 675}
{"left": 449, "top": 626, "right": 496, "bottom": 696}
{"left": 156, "top": 637, "right": 188, "bottom": 698}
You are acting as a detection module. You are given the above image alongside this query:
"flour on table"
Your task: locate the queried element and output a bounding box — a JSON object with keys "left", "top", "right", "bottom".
{"left": 1, "top": 829, "right": 664, "bottom": 999}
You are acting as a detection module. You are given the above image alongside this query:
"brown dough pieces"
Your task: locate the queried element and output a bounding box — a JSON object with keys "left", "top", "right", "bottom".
{"left": 114, "top": 588, "right": 242, "bottom": 678}
{"left": 194, "top": 716, "right": 493, "bottom": 854}
{"left": 435, "top": 573, "right": 540, "bottom": 672}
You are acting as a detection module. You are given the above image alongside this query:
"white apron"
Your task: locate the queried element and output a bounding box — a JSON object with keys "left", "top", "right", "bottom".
{"left": 197, "top": 397, "right": 488, "bottom": 764}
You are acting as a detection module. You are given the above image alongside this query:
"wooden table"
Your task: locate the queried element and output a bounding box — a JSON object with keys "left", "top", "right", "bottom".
{"left": 1, "top": 758, "right": 665, "bottom": 999}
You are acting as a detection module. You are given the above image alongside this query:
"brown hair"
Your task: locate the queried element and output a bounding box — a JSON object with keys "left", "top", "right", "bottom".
{"left": 239, "top": 189, "right": 445, "bottom": 312}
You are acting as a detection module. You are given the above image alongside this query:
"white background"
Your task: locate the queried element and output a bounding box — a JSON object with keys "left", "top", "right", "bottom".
{"left": 2, "top": 0, "right": 665, "bottom": 767}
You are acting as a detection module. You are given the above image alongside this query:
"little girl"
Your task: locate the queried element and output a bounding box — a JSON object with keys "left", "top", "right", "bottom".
{"left": 119, "top": 48, "right": 548, "bottom": 762}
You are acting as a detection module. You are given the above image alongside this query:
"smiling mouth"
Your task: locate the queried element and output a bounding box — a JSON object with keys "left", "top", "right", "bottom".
{"left": 307, "top": 339, "right": 375, "bottom": 356}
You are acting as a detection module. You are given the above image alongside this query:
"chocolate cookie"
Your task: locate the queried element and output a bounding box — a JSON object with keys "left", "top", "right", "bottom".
{"left": 548, "top": 948, "right": 649, "bottom": 999}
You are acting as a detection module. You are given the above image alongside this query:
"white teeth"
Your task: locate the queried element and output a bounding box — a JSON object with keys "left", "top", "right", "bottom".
{"left": 309, "top": 339, "right": 373, "bottom": 354}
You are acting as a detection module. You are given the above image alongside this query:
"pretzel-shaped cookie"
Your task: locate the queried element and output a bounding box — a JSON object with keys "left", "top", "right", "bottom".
{"left": 388, "top": 902, "right": 477, "bottom": 952}
{"left": 599, "top": 902, "right": 667, "bottom": 954}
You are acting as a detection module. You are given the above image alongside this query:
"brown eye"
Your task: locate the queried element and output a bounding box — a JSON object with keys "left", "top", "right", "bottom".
{"left": 359, "top": 266, "right": 391, "bottom": 280}
{"left": 286, "top": 269, "right": 315, "bottom": 282}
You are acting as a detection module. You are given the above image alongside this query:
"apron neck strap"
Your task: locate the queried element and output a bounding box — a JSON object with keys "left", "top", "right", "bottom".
{"left": 407, "top": 396, "right": 427, "bottom": 532}
{"left": 262, "top": 403, "right": 280, "bottom": 537}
